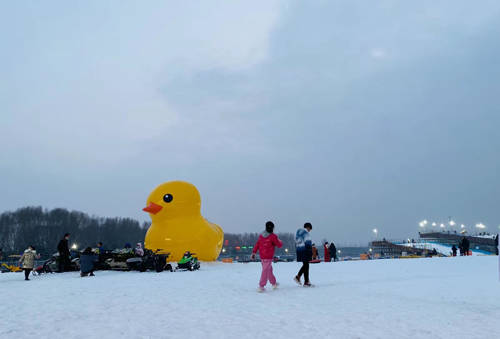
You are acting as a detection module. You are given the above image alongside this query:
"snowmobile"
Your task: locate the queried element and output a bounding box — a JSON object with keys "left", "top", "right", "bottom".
{"left": 42, "top": 252, "right": 80, "bottom": 272}
{"left": 104, "top": 248, "right": 136, "bottom": 270}
{"left": 126, "top": 249, "right": 173, "bottom": 272}
{"left": 175, "top": 251, "right": 200, "bottom": 271}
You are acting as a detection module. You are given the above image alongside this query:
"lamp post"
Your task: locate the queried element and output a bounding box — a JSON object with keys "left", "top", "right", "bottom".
{"left": 460, "top": 224, "right": 466, "bottom": 234}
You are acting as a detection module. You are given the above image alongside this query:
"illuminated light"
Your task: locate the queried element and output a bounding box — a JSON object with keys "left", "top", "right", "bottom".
{"left": 373, "top": 228, "right": 378, "bottom": 234}
{"left": 285, "top": 248, "right": 289, "bottom": 253}
{"left": 222, "top": 248, "right": 226, "bottom": 253}
{"left": 432, "top": 222, "right": 437, "bottom": 227}
{"left": 461, "top": 224, "right": 465, "bottom": 229}
{"left": 475, "top": 223, "right": 486, "bottom": 229}
{"left": 440, "top": 223, "right": 445, "bottom": 228}
{"left": 71, "top": 244, "right": 78, "bottom": 250}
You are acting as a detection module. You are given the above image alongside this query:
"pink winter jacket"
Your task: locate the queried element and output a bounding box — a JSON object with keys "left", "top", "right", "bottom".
{"left": 252, "top": 232, "right": 283, "bottom": 260}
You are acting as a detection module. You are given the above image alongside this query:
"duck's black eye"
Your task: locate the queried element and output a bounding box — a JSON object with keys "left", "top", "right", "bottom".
{"left": 163, "top": 194, "right": 173, "bottom": 203}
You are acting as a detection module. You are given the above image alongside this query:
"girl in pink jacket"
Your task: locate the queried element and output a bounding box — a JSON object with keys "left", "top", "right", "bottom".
{"left": 251, "top": 221, "right": 283, "bottom": 292}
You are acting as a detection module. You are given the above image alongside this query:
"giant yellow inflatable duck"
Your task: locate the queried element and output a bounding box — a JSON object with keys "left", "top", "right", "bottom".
{"left": 143, "top": 181, "right": 224, "bottom": 261}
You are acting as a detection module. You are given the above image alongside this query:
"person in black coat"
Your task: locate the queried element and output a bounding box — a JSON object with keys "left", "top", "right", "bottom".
{"left": 57, "top": 233, "right": 71, "bottom": 272}
{"left": 459, "top": 238, "right": 466, "bottom": 256}
{"left": 451, "top": 245, "right": 457, "bottom": 256}
{"left": 495, "top": 235, "right": 499, "bottom": 255}
{"left": 329, "top": 242, "right": 337, "bottom": 262}
{"left": 463, "top": 237, "right": 470, "bottom": 256}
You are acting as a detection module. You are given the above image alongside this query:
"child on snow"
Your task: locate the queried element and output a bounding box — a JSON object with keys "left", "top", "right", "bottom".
{"left": 251, "top": 221, "right": 283, "bottom": 292}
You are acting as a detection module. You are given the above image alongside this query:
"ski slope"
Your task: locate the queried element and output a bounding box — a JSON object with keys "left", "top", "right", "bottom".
{"left": 398, "top": 241, "right": 488, "bottom": 256}
{"left": 1, "top": 256, "right": 499, "bottom": 339}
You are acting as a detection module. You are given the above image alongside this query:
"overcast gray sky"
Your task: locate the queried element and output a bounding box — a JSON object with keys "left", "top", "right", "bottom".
{"left": 1, "top": 1, "right": 500, "bottom": 245}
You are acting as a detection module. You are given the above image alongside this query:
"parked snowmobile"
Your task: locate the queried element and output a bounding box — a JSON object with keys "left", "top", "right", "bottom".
{"left": 104, "top": 248, "right": 135, "bottom": 270}
{"left": 43, "top": 252, "right": 80, "bottom": 272}
{"left": 126, "top": 249, "right": 172, "bottom": 272}
{"left": 176, "top": 251, "right": 200, "bottom": 271}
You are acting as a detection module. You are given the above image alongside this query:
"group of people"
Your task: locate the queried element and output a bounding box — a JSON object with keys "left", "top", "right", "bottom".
{"left": 323, "top": 241, "right": 338, "bottom": 262}
{"left": 308, "top": 242, "right": 337, "bottom": 262}
{"left": 17, "top": 232, "right": 147, "bottom": 280}
{"left": 451, "top": 237, "right": 471, "bottom": 256}
{"left": 251, "top": 221, "right": 329, "bottom": 292}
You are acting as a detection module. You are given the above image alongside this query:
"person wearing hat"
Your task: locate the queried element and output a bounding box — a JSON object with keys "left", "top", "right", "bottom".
{"left": 19, "top": 245, "right": 39, "bottom": 281}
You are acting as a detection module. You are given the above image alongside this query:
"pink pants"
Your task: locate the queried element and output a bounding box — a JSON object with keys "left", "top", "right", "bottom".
{"left": 259, "top": 259, "right": 276, "bottom": 287}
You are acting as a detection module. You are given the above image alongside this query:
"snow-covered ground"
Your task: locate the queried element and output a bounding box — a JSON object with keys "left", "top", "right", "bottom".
{"left": 1, "top": 256, "right": 499, "bottom": 339}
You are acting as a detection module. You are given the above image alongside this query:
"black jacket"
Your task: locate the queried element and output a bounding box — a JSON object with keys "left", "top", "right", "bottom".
{"left": 57, "top": 239, "right": 70, "bottom": 256}
{"left": 329, "top": 243, "right": 337, "bottom": 257}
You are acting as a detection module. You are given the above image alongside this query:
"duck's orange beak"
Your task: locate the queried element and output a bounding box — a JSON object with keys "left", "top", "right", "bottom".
{"left": 142, "top": 202, "right": 163, "bottom": 215}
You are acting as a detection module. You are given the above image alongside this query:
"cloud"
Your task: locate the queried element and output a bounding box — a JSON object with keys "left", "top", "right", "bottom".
{"left": 1, "top": 1, "right": 500, "bottom": 243}
{"left": 0, "top": 1, "right": 285, "bottom": 168}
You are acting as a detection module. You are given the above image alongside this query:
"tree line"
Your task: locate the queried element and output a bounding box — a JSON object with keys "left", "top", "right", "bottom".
{"left": 0, "top": 206, "right": 148, "bottom": 257}
{"left": 0, "top": 207, "right": 297, "bottom": 258}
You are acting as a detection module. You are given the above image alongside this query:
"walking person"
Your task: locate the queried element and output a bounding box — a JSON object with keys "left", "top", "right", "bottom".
{"left": 251, "top": 221, "right": 283, "bottom": 292}
{"left": 294, "top": 222, "right": 313, "bottom": 287}
{"left": 19, "top": 245, "right": 39, "bottom": 281}
{"left": 57, "top": 233, "right": 71, "bottom": 272}
{"left": 451, "top": 245, "right": 457, "bottom": 257}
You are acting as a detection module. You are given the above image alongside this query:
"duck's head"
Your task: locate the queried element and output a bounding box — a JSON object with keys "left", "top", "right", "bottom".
{"left": 142, "top": 181, "right": 201, "bottom": 221}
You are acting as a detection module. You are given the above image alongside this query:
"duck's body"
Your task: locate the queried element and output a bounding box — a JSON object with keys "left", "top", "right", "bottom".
{"left": 143, "top": 181, "right": 223, "bottom": 261}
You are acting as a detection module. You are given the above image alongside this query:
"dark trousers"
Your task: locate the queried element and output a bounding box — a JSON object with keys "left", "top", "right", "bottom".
{"left": 24, "top": 268, "right": 32, "bottom": 280}
{"left": 58, "top": 255, "right": 70, "bottom": 272}
{"left": 297, "top": 261, "right": 310, "bottom": 283}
